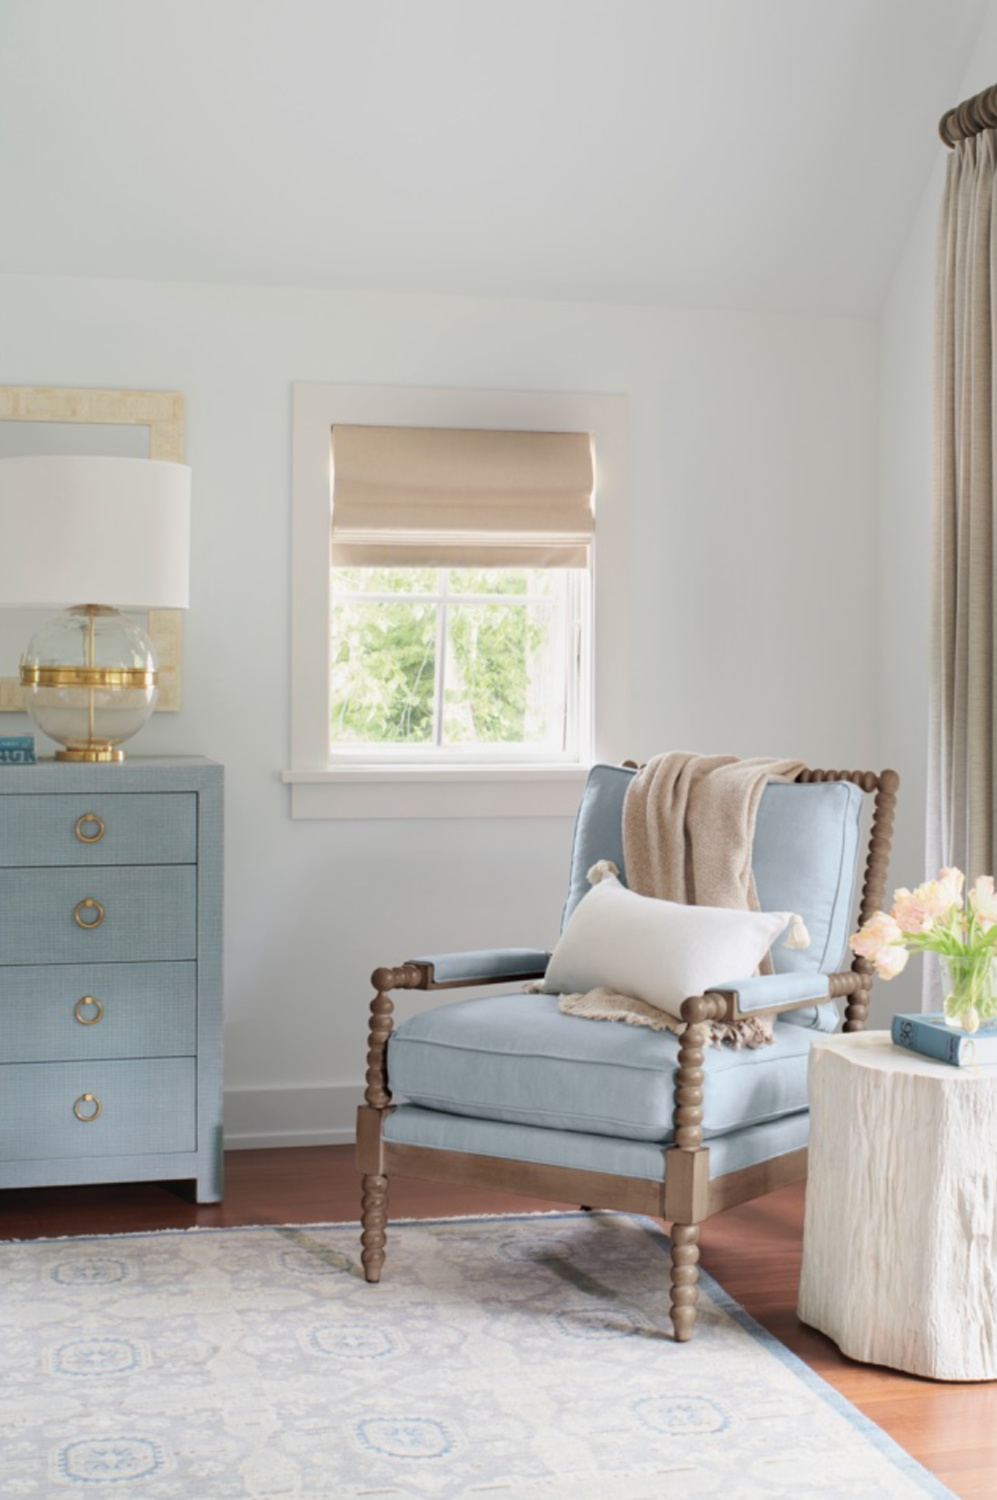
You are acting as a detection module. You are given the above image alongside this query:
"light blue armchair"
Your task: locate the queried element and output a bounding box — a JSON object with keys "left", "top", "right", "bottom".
{"left": 357, "top": 762, "right": 899, "bottom": 1340}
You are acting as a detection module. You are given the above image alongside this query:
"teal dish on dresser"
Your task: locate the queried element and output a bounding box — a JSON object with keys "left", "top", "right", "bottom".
{"left": 0, "top": 757, "right": 223, "bottom": 1201}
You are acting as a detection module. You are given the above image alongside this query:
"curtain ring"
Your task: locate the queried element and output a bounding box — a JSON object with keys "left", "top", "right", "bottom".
{"left": 939, "top": 108, "right": 959, "bottom": 147}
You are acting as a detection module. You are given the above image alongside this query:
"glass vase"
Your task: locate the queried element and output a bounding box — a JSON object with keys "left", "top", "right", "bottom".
{"left": 942, "top": 953, "right": 997, "bottom": 1033}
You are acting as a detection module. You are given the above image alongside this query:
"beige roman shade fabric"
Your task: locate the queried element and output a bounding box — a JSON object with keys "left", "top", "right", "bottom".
{"left": 330, "top": 425, "right": 595, "bottom": 567}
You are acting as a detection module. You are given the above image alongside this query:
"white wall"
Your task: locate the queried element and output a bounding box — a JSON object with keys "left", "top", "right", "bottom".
{"left": 879, "top": 0, "right": 997, "bottom": 1017}
{"left": 0, "top": 273, "right": 879, "bottom": 1142}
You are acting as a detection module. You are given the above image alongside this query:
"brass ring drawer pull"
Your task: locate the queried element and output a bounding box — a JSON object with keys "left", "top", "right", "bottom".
{"left": 75, "top": 813, "right": 105, "bottom": 844}
{"left": 74, "top": 995, "right": 104, "bottom": 1026}
{"left": 74, "top": 898, "right": 105, "bottom": 929}
{"left": 73, "top": 1093, "right": 102, "bottom": 1122}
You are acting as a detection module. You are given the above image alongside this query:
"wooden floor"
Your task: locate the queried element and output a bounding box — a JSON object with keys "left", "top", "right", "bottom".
{"left": 2, "top": 1146, "right": 994, "bottom": 1499}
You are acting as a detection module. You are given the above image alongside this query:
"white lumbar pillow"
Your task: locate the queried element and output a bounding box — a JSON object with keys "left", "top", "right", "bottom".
{"left": 542, "top": 866, "right": 794, "bottom": 1019}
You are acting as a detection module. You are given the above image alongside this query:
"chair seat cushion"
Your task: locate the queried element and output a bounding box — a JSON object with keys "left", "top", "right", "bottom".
{"left": 387, "top": 992, "right": 817, "bottom": 1145}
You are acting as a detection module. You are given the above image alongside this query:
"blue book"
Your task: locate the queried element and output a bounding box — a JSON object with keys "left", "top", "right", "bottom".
{"left": 0, "top": 736, "right": 34, "bottom": 750}
{"left": 891, "top": 1011, "right": 997, "bottom": 1067}
{"left": 0, "top": 749, "right": 35, "bottom": 764}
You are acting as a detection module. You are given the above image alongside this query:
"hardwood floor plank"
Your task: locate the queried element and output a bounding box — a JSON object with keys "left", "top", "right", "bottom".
{"left": 0, "top": 1146, "right": 990, "bottom": 1499}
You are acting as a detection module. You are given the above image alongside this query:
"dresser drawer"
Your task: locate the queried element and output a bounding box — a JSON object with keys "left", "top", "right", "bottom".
{"left": 0, "top": 962, "right": 197, "bottom": 1063}
{"left": 0, "top": 793, "right": 197, "bottom": 868}
{"left": 0, "top": 1058, "right": 196, "bottom": 1161}
{"left": 0, "top": 867, "right": 197, "bottom": 964}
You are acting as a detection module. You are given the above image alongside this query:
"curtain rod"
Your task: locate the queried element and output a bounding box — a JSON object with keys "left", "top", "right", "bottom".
{"left": 939, "top": 82, "right": 997, "bottom": 147}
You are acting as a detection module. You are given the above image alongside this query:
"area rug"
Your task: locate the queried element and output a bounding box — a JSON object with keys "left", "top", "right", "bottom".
{"left": 0, "top": 1212, "right": 956, "bottom": 1500}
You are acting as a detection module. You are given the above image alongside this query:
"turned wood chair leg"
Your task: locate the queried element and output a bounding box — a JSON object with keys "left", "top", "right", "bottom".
{"left": 360, "top": 1173, "right": 389, "bottom": 1283}
{"left": 670, "top": 1223, "right": 700, "bottom": 1341}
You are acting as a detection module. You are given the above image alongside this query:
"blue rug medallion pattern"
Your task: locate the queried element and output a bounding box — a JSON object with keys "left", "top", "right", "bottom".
{"left": 0, "top": 1213, "right": 957, "bottom": 1498}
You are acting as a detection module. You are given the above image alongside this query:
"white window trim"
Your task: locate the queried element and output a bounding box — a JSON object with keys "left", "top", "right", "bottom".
{"left": 284, "top": 383, "right": 631, "bottom": 819}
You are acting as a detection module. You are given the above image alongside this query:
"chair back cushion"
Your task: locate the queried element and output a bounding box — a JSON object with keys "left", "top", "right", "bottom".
{"left": 561, "top": 764, "right": 633, "bottom": 925}
{"left": 562, "top": 764, "right": 864, "bottom": 976}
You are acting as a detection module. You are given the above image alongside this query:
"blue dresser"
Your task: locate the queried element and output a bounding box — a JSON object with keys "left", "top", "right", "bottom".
{"left": 0, "top": 756, "right": 224, "bottom": 1202}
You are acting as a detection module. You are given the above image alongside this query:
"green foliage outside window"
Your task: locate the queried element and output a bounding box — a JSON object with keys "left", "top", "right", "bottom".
{"left": 331, "top": 598, "right": 436, "bottom": 743}
{"left": 330, "top": 569, "right": 558, "bottom": 747}
{"left": 444, "top": 603, "right": 544, "bottom": 743}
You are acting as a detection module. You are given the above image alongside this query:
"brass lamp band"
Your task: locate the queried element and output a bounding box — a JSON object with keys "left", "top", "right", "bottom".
{"left": 57, "top": 748, "right": 125, "bottom": 763}
{"left": 20, "top": 665, "right": 158, "bottom": 689}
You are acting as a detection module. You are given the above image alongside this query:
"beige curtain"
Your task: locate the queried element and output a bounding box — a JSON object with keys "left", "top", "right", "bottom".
{"left": 928, "top": 127, "right": 997, "bottom": 1006}
{"left": 330, "top": 425, "right": 594, "bottom": 568}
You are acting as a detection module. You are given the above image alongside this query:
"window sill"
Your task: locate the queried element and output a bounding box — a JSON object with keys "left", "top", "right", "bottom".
{"left": 281, "top": 764, "right": 590, "bottom": 819}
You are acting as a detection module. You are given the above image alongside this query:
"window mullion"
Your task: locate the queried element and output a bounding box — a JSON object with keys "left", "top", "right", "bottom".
{"left": 433, "top": 570, "right": 448, "bottom": 748}
{"left": 566, "top": 571, "right": 579, "bottom": 755}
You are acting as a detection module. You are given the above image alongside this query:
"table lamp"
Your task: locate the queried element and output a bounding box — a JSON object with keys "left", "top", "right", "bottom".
{"left": 0, "top": 454, "right": 191, "bottom": 761}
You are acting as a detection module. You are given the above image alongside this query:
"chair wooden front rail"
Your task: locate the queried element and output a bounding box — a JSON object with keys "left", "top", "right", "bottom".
{"left": 356, "top": 765, "right": 900, "bottom": 1337}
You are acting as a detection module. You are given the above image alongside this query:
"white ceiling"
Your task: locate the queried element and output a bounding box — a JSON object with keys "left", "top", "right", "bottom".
{"left": 0, "top": 0, "right": 989, "bottom": 316}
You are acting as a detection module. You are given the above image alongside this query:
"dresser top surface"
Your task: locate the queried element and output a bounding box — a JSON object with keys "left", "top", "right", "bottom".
{"left": 0, "top": 756, "right": 222, "bottom": 793}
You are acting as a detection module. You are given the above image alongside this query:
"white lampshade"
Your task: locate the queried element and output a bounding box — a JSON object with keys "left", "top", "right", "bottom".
{"left": 0, "top": 454, "right": 190, "bottom": 609}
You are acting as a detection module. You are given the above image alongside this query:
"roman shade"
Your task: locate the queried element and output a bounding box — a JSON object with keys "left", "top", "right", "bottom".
{"left": 330, "top": 425, "right": 595, "bottom": 567}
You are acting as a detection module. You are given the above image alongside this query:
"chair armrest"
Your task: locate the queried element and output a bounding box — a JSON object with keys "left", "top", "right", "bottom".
{"left": 668, "top": 969, "right": 864, "bottom": 1178}
{"left": 707, "top": 971, "right": 831, "bottom": 1019}
{"left": 406, "top": 947, "right": 551, "bottom": 990}
{"left": 362, "top": 947, "right": 550, "bottom": 1111}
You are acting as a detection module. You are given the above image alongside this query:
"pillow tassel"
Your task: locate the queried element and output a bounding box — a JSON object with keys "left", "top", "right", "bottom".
{"left": 784, "top": 913, "right": 810, "bottom": 950}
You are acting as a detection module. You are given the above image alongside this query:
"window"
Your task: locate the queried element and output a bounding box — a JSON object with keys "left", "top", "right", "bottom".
{"left": 285, "top": 384, "right": 630, "bottom": 819}
{"left": 327, "top": 421, "right": 593, "bottom": 765}
{"left": 330, "top": 565, "right": 587, "bottom": 761}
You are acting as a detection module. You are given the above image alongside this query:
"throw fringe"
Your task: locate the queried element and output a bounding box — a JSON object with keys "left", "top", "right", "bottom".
{"left": 558, "top": 988, "right": 684, "bottom": 1035}
{"left": 557, "top": 988, "right": 774, "bottom": 1048}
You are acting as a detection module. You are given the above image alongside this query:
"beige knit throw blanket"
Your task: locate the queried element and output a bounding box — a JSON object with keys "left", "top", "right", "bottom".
{"left": 559, "top": 751, "right": 807, "bottom": 1047}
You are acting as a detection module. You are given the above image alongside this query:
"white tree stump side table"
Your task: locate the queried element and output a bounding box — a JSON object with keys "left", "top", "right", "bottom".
{"left": 797, "top": 1031, "right": 997, "bottom": 1381}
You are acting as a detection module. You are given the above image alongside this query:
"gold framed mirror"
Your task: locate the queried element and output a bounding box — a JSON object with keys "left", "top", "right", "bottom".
{"left": 0, "top": 386, "right": 185, "bottom": 712}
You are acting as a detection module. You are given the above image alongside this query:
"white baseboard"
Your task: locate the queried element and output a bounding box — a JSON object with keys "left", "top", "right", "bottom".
{"left": 223, "top": 1083, "right": 360, "bottom": 1150}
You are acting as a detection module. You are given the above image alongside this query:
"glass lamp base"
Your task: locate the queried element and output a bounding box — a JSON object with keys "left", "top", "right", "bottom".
{"left": 20, "top": 605, "right": 159, "bottom": 762}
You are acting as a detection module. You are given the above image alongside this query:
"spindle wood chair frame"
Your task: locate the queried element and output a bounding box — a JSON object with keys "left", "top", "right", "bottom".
{"left": 356, "top": 765, "right": 899, "bottom": 1340}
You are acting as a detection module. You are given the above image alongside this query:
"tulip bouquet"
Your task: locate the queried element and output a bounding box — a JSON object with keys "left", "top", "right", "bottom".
{"left": 849, "top": 867, "right": 997, "bottom": 1033}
